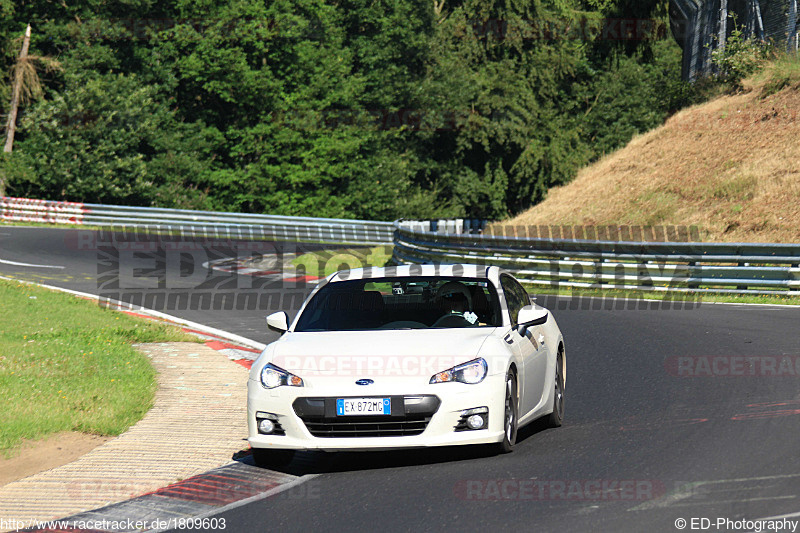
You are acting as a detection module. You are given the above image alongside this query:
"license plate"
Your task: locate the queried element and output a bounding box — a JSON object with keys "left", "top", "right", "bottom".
{"left": 336, "top": 398, "right": 391, "bottom": 416}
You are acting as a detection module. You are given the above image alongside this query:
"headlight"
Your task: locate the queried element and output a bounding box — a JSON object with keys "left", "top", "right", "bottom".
{"left": 260, "top": 363, "right": 304, "bottom": 389}
{"left": 430, "top": 358, "right": 488, "bottom": 384}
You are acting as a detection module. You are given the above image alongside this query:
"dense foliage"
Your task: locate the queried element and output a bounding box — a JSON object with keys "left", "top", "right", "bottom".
{"left": 0, "top": 0, "right": 692, "bottom": 220}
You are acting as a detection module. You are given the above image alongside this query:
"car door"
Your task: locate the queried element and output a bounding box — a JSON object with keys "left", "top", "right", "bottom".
{"left": 501, "top": 275, "right": 548, "bottom": 420}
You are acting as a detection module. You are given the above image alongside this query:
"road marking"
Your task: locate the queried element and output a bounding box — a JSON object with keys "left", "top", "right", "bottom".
{"left": 668, "top": 495, "right": 796, "bottom": 507}
{"left": 630, "top": 474, "right": 800, "bottom": 511}
{"left": 754, "top": 510, "right": 800, "bottom": 521}
{"left": 0, "top": 257, "right": 65, "bottom": 269}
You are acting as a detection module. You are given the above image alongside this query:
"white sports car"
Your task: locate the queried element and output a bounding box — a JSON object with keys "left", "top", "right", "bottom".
{"left": 247, "top": 264, "right": 565, "bottom": 465}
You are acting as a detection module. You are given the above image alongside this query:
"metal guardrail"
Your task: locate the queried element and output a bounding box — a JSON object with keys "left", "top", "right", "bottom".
{"left": 0, "top": 196, "right": 394, "bottom": 245}
{"left": 6, "top": 198, "right": 799, "bottom": 294}
{"left": 399, "top": 219, "right": 488, "bottom": 235}
{"left": 392, "top": 221, "right": 800, "bottom": 295}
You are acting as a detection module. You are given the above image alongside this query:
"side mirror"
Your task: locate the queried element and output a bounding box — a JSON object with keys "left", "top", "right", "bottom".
{"left": 266, "top": 311, "right": 289, "bottom": 334}
{"left": 516, "top": 305, "right": 548, "bottom": 334}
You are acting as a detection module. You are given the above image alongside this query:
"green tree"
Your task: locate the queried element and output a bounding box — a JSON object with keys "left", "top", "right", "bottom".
{"left": 0, "top": 0, "right": 698, "bottom": 222}
{"left": 415, "top": 0, "right": 596, "bottom": 218}
{"left": 7, "top": 70, "right": 218, "bottom": 207}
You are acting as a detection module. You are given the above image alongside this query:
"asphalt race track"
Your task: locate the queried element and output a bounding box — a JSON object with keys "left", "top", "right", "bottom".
{"left": 3, "top": 226, "right": 800, "bottom": 533}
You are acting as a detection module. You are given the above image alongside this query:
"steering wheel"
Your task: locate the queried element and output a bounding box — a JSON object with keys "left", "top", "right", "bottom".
{"left": 431, "top": 313, "right": 475, "bottom": 328}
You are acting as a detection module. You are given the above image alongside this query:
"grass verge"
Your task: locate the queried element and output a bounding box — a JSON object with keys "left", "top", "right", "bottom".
{"left": 1, "top": 220, "right": 84, "bottom": 230}
{"left": 0, "top": 278, "right": 197, "bottom": 457}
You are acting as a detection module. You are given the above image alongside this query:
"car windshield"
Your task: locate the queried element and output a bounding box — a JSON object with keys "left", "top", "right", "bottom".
{"left": 294, "top": 277, "right": 502, "bottom": 332}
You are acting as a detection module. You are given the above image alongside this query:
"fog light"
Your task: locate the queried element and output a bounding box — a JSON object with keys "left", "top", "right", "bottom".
{"left": 467, "top": 414, "right": 486, "bottom": 430}
{"left": 456, "top": 407, "right": 489, "bottom": 432}
{"left": 258, "top": 418, "right": 275, "bottom": 434}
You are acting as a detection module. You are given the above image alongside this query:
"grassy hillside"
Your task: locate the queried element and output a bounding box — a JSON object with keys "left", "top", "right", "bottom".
{"left": 504, "top": 56, "right": 800, "bottom": 243}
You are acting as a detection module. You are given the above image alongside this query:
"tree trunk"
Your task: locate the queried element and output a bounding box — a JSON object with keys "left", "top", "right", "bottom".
{"left": 4, "top": 24, "right": 32, "bottom": 154}
{"left": 1, "top": 24, "right": 31, "bottom": 197}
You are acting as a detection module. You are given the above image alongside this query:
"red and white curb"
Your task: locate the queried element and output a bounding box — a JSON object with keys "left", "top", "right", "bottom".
{"left": 203, "top": 257, "right": 321, "bottom": 284}
{"left": 182, "top": 328, "right": 261, "bottom": 367}
{"left": 115, "top": 311, "right": 262, "bottom": 369}
{"left": 17, "top": 464, "right": 317, "bottom": 533}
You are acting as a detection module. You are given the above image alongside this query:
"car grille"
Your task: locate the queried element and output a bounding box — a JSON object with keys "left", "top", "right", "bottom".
{"left": 301, "top": 416, "right": 433, "bottom": 438}
{"left": 293, "top": 395, "right": 440, "bottom": 438}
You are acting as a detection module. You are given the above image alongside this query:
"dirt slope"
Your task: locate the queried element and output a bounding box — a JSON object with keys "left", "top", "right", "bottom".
{"left": 505, "top": 68, "right": 800, "bottom": 243}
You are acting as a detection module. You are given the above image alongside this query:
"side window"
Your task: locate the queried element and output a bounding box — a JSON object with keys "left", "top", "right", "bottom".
{"left": 500, "top": 274, "right": 524, "bottom": 324}
{"left": 511, "top": 278, "right": 531, "bottom": 311}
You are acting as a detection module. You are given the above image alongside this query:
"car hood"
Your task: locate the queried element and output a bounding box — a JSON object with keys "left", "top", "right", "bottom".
{"left": 269, "top": 328, "right": 497, "bottom": 376}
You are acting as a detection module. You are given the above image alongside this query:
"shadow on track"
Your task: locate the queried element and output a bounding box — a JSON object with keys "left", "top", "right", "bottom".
{"left": 242, "top": 417, "right": 557, "bottom": 476}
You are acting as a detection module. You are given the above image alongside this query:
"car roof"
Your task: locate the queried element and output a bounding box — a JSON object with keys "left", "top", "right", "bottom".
{"left": 327, "top": 264, "right": 502, "bottom": 283}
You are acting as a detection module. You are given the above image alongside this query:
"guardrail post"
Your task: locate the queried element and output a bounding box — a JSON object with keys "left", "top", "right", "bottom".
{"left": 614, "top": 263, "right": 626, "bottom": 291}
{"left": 737, "top": 260, "right": 748, "bottom": 290}
{"left": 594, "top": 256, "right": 605, "bottom": 290}
{"left": 687, "top": 260, "right": 699, "bottom": 289}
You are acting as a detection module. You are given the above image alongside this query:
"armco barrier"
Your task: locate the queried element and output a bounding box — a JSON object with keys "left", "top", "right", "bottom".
{"left": 5, "top": 198, "right": 799, "bottom": 295}
{"left": 392, "top": 221, "right": 800, "bottom": 295}
{"left": 1, "top": 196, "right": 394, "bottom": 245}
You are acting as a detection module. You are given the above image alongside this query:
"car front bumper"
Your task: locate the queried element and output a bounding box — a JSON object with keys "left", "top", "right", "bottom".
{"left": 247, "top": 373, "right": 507, "bottom": 451}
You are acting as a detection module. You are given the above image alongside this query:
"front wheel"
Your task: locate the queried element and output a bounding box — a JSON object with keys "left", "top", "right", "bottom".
{"left": 547, "top": 350, "right": 565, "bottom": 428}
{"left": 496, "top": 371, "right": 518, "bottom": 454}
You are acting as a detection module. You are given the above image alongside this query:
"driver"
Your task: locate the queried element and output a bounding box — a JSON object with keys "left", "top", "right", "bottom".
{"left": 435, "top": 283, "right": 478, "bottom": 327}
{"left": 441, "top": 292, "right": 469, "bottom": 315}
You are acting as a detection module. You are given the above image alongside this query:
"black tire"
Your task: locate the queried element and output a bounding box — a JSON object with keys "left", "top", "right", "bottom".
{"left": 496, "top": 370, "right": 518, "bottom": 454}
{"left": 251, "top": 448, "right": 295, "bottom": 468}
{"left": 547, "top": 349, "right": 565, "bottom": 428}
